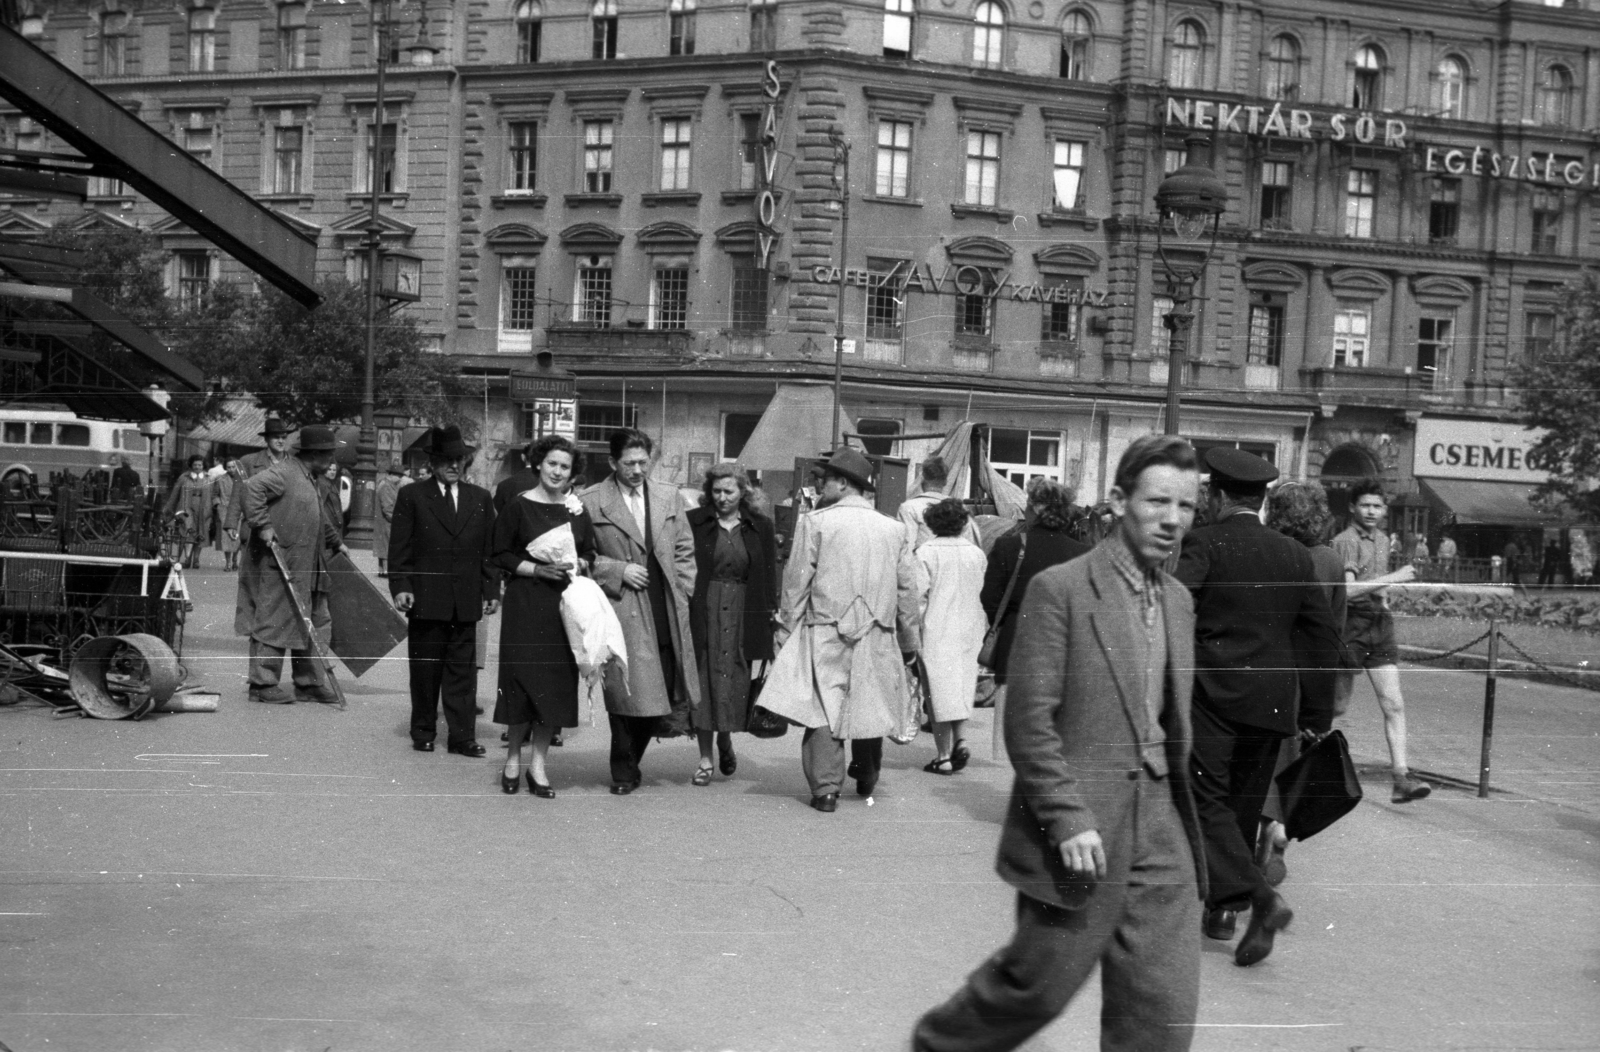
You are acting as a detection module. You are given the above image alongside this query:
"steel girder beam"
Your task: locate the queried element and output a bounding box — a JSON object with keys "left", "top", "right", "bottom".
{"left": 0, "top": 23, "right": 320, "bottom": 307}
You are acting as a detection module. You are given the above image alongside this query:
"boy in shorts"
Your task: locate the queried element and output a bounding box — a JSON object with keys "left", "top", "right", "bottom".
{"left": 1331, "top": 479, "right": 1431, "bottom": 803}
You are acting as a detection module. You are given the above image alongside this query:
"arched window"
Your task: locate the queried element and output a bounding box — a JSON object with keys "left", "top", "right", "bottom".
{"left": 1264, "top": 35, "right": 1299, "bottom": 101}
{"left": 1538, "top": 64, "right": 1575, "bottom": 126}
{"left": 592, "top": 0, "right": 618, "bottom": 60}
{"left": 1060, "top": 10, "right": 1091, "bottom": 80}
{"left": 670, "top": 0, "right": 696, "bottom": 56}
{"left": 973, "top": 2, "right": 1005, "bottom": 69}
{"left": 1352, "top": 44, "right": 1384, "bottom": 110}
{"left": 515, "top": 0, "right": 542, "bottom": 63}
{"left": 1168, "top": 20, "right": 1203, "bottom": 89}
{"left": 1434, "top": 56, "right": 1466, "bottom": 119}
{"left": 188, "top": 6, "right": 216, "bottom": 72}
{"left": 884, "top": 0, "right": 914, "bottom": 59}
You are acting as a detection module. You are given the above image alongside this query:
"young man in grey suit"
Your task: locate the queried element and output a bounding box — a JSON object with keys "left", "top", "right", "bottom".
{"left": 914, "top": 434, "right": 1208, "bottom": 1052}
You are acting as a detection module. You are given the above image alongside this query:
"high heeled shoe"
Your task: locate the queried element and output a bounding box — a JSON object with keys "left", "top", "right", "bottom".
{"left": 501, "top": 769, "right": 520, "bottom": 794}
{"left": 526, "top": 771, "right": 555, "bottom": 798}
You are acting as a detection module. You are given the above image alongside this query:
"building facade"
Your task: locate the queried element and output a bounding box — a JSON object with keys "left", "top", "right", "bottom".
{"left": 5, "top": 0, "right": 1596, "bottom": 549}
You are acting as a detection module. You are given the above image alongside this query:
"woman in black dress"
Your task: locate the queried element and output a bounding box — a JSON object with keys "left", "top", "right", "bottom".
{"left": 493, "top": 435, "right": 596, "bottom": 797}
{"left": 686, "top": 463, "right": 777, "bottom": 785}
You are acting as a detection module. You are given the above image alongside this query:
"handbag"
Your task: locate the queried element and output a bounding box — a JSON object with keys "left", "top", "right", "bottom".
{"left": 745, "top": 668, "right": 789, "bottom": 739}
{"left": 1274, "top": 729, "right": 1363, "bottom": 842}
{"left": 977, "top": 530, "right": 1028, "bottom": 669}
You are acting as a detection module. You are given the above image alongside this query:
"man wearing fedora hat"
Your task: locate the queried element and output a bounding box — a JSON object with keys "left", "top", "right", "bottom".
{"left": 226, "top": 413, "right": 294, "bottom": 551}
{"left": 236, "top": 424, "right": 350, "bottom": 705}
{"left": 388, "top": 425, "right": 498, "bottom": 756}
{"left": 758, "top": 446, "right": 920, "bottom": 811}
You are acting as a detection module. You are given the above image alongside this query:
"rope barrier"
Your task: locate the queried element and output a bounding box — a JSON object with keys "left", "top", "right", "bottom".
{"left": 1495, "top": 634, "right": 1597, "bottom": 692}
{"left": 1405, "top": 628, "right": 1494, "bottom": 665}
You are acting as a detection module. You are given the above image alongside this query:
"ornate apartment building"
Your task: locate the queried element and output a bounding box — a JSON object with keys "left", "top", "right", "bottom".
{"left": 4, "top": 0, "right": 1596, "bottom": 546}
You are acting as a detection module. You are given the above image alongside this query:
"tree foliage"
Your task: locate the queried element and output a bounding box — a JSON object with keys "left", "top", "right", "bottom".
{"left": 1513, "top": 272, "right": 1600, "bottom": 523}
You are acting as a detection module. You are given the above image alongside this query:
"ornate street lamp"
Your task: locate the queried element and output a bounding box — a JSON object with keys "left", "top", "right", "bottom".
{"left": 827, "top": 124, "right": 850, "bottom": 448}
{"left": 1153, "top": 134, "right": 1227, "bottom": 436}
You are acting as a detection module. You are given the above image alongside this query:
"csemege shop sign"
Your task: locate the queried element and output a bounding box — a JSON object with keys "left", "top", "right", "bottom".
{"left": 1413, "top": 418, "right": 1550, "bottom": 484}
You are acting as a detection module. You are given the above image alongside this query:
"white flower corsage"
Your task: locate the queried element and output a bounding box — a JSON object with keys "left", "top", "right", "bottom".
{"left": 563, "top": 493, "right": 586, "bottom": 516}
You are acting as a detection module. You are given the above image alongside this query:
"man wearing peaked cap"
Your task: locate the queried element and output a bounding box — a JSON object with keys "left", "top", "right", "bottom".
{"left": 1174, "top": 446, "right": 1344, "bottom": 967}
{"left": 235, "top": 424, "right": 351, "bottom": 705}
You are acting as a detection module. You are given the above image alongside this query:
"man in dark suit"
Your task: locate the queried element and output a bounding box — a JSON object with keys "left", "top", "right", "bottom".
{"left": 1174, "top": 447, "right": 1344, "bottom": 967}
{"left": 388, "top": 425, "right": 499, "bottom": 756}
{"left": 493, "top": 446, "right": 539, "bottom": 514}
{"left": 914, "top": 434, "right": 1207, "bottom": 1052}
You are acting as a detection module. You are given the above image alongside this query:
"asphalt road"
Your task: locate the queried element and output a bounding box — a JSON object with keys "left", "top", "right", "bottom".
{"left": 1, "top": 561, "right": 1596, "bottom": 1052}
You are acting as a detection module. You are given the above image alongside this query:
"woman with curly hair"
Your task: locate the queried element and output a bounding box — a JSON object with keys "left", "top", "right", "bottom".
{"left": 685, "top": 462, "right": 778, "bottom": 785}
{"left": 912, "top": 497, "right": 988, "bottom": 773}
{"left": 1265, "top": 480, "right": 1348, "bottom": 735}
{"left": 979, "top": 477, "right": 1091, "bottom": 685}
{"left": 491, "top": 434, "right": 597, "bottom": 797}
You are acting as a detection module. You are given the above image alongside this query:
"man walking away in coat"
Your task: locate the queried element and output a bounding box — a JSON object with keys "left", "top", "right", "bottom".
{"left": 389, "top": 426, "right": 498, "bottom": 757}
{"left": 1331, "top": 479, "right": 1431, "bottom": 804}
{"left": 1175, "top": 448, "right": 1344, "bottom": 967}
{"left": 899, "top": 455, "right": 981, "bottom": 550}
{"left": 582, "top": 428, "right": 700, "bottom": 795}
{"left": 226, "top": 414, "right": 294, "bottom": 550}
{"left": 913, "top": 434, "right": 1207, "bottom": 1052}
{"left": 761, "top": 447, "right": 920, "bottom": 812}
{"left": 236, "top": 425, "right": 349, "bottom": 705}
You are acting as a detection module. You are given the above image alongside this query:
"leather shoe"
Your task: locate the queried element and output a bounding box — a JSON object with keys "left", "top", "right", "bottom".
{"left": 447, "top": 740, "right": 487, "bottom": 758}
{"left": 412, "top": 740, "right": 435, "bottom": 753}
{"left": 1234, "top": 892, "right": 1293, "bottom": 967}
{"left": 610, "top": 781, "right": 639, "bottom": 796}
{"left": 855, "top": 774, "right": 878, "bottom": 797}
{"left": 809, "top": 793, "right": 839, "bottom": 813}
{"left": 1203, "top": 907, "right": 1237, "bottom": 940}
{"left": 248, "top": 686, "right": 294, "bottom": 705}
{"left": 294, "top": 685, "right": 341, "bottom": 705}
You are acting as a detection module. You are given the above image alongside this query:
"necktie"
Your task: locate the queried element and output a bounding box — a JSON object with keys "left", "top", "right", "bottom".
{"left": 449, "top": 485, "right": 457, "bottom": 513}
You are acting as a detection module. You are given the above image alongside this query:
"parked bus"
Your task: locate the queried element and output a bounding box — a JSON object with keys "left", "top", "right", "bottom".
{"left": 0, "top": 407, "right": 152, "bottom": 490}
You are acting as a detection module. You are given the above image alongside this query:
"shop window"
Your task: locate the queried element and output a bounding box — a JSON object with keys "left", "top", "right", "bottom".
{"left": 659, "top": 118, "right": 692, "bottom": 192}
{"left": 650, "top": 266, "right": 689, "bottom": 330}
{"left": 1259, "top": 161, "right": 1292, "bottom": 229}
{"left": 1537, "top": 65, "right": 1574, "bottom": 127}
{"left": 583, "top": 120, "right": 614, "bottom": 193}
{"left": 1168, "top": 20, "right": 1203, "bottom": 89}
{"left": 1060, "top": 10, "right": 1090, "bottom": 80}
{"left": 973, "top": 2, "right": 1005, "bottom": 69}
{"left": 855, "top": 419, "right": 901, "bottom": 457}
{"left": 1351, "top": 44, "right": 1383, "bottom": 110}
{"left": 1344, "top": 168, "right": 1376, "bottom": 238}
{"left": 884, "top": 0, "right": 913, "bottom": 59}
{"left": 670, "top": 0, "right": 697, "bottom": 56}
{"left": 1417, "top": 315, "right": 1452, "bottom": 390}
{"left": 989, "top": 428, "right": 1062, "bottom": 487}
{"left": 875, "top": 120, "right": 912, "bottom": 198}
{"left": 591, "top": 0, "right": 618, "bottom": 60}
{"left": 749, "top": 0, "right": 777, "bottom": 53}
{"left": 1264, "top": 35, "right": 1298, "bottom": 100}
{"left": 865, "top": 259, "right": 907, "bottom": 363}
{"left": 1052, "top": 140, "right": 1084, "bottom": 211}
{"left": 1531, "top": 190, "right": 1560, "bottom": 254}
{"left": 1434, "top": 56, "right": 1466, "bottom": 119}
{"left": 1332, "top": 307, "right": 1370, "bottom": 367}
{"left": 964, "top": 130, "right": 1000, "bottom": 207}
{"left": 731, "top": 260, "right": 769, "bottom": 332}
{"left": 515, "top": 1, "right": 542, "bottom": 63}
{"left": 1429, "top": 178, "right": 1460, "bottom": 244}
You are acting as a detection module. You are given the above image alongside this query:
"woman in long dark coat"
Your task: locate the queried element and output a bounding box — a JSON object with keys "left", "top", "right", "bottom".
{"left": 686, "top": 462, "right": 777, "bottom": 785}
{"left": 492, "top": 435, "right": 596, "bottom": 797}
{"left": 980, "top": 477, "right": 1091, "bottom": 684}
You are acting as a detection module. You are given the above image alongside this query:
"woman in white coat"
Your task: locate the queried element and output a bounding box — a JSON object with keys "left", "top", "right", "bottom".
{"left": 913, "top": 497, "right": 988, "bottom": 774}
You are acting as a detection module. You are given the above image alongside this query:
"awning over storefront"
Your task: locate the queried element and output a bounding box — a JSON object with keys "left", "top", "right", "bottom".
{"left": 738, "top": 383, "right": 852, "bottom": 472}
{"left": 185, "top": 400, "right": 267, "bottom": 448}
{"left": 1417, "top": 477, "right": 1568, "bottom": 528}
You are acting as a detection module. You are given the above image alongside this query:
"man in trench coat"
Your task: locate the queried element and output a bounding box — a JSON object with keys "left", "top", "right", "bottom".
{"left": 913, "top": 434, "right": 1208, "bottom": 1052}
{"left": 235, "top": 425, "right": 349, "bottom": 705}
{"left": 759, "top": 447, "right": 921, "bottom": 812}
{"left": 581, "top": 428, "right": 699, "bottom": 795}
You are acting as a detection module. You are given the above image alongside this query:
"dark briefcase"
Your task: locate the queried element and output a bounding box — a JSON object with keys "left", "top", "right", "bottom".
{"left": 325, "top": 551, "right": 408, "bottom": 678}
{"left": 1275, "top": 729, "right": 1363, "bottom": 842}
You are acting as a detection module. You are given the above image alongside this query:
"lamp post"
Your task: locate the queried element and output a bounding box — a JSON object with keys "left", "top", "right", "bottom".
{"left": 1153, "top": 134, "right": 1227, "bottom": 436}
{"left": 827, "top": 124, "right": 850, "bottom": 449}
{"left": 347, "top": 0, "right": 394, "bottom": 550}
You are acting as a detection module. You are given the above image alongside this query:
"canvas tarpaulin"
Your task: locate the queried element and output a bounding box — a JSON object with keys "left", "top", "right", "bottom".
{"left": 738, "top": 383, "right": 854, "bottom": 472}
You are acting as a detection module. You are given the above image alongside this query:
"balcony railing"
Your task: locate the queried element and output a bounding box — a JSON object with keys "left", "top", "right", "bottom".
{"left": 544, "top": 307, "right": 696, "bottom": 360}
{"left": 1300, "top": 365, "right": 1445, "bottom": 408}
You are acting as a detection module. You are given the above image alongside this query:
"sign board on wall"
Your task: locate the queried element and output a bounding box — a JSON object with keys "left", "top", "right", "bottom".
{"left": 1413, "top": 418, "right": 1549, "bottom": 483}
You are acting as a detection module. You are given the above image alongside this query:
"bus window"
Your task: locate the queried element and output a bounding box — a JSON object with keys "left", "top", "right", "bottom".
{"left": 57, "top": 424, "right": 91, "bottom": 447}
{"left": 3, "top": 422, "right": 24, "bottom": 445}
{"left": 120, "top": 430, "right": 148, "bottom": 454}
{"left": 29, "top": 423, "right": 52, "bottom": 445}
